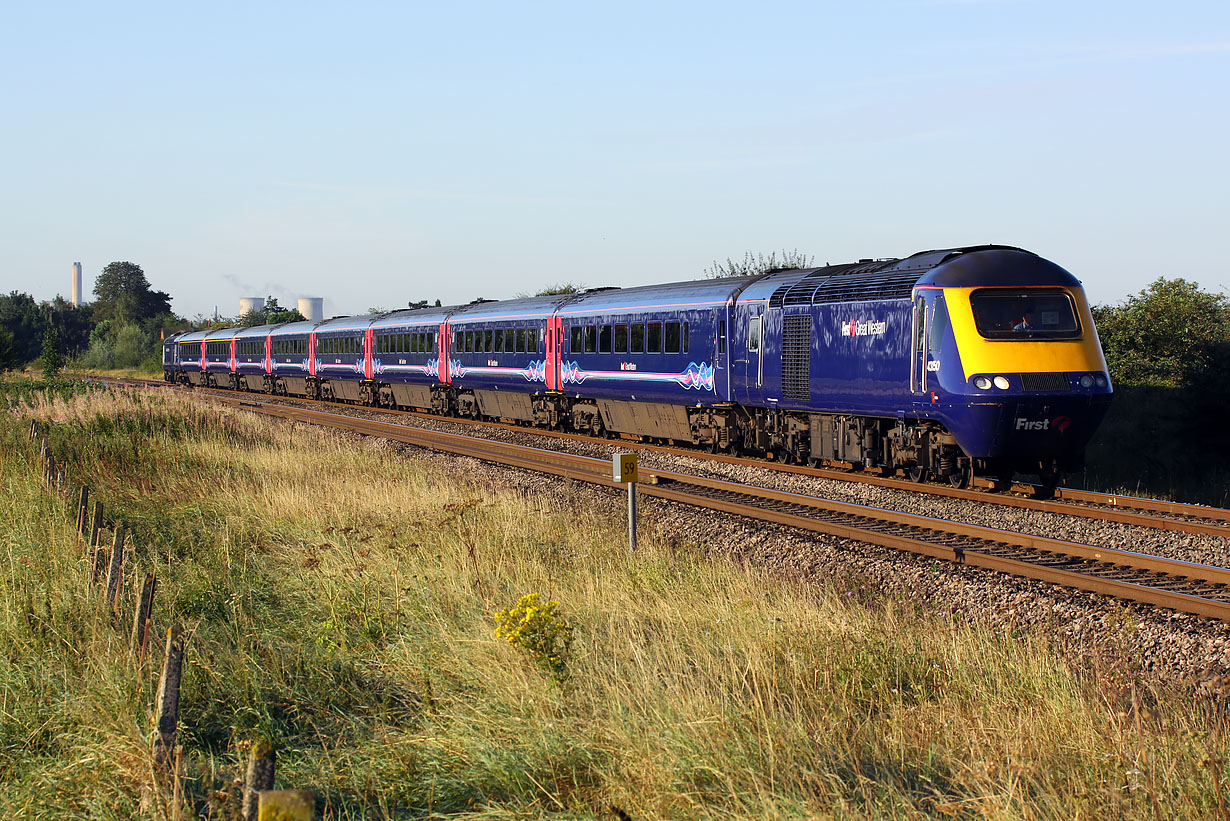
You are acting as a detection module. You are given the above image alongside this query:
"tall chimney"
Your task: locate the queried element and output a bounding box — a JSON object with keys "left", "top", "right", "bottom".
{"left": 72, "top": 262, "right": 83, "bottom": 307}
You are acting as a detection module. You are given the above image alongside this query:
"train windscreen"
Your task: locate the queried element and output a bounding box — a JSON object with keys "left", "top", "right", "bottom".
{"left": 969, "top": 289, "right": 1081, "bottom": 339}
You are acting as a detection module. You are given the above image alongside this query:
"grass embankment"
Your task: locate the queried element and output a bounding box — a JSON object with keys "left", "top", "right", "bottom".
{"left": 2, "top": 384, "right": 1228, "bottom": 818}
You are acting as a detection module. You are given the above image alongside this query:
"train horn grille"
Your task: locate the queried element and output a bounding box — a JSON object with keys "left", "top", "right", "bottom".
{"left": 1019, "top": 372, "right": 1070, "bottom": 392}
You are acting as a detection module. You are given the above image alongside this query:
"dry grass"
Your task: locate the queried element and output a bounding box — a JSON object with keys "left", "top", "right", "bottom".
{"left": 2, "top": 385, "right": 1229, "bottom": 818}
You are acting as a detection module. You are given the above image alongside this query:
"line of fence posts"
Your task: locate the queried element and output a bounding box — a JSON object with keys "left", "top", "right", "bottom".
{"left": 31, "top": 420, "right": 314, "bottom": 819}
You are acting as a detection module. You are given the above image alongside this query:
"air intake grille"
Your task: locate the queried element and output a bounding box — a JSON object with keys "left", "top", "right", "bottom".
{"left": 810, "top": 271, "right": 922, "bottom": 303}
{"left": 782, "top": 315, "right": 812, "bottom": 401}
{"left": 1020, "top": 372, "right": 1070, "bottom": 392}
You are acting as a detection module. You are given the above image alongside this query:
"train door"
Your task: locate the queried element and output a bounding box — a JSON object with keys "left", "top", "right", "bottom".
{"left": 308, "top": 333, "right": 317, "bottom": 377}
{"left": 911, "top": 291, "right": 946, "bottom": 405}
{"left": 264, "top": 336, "right": 272, "bottom": 375}
{"left": 229, "top": 339, "right": 237, "bottom": 375}
{"left": 437, "top": 321, "right": 451, "bottom": 383}
{"left": 364, "top": 328, "right": 374, "bottom": 380}
{"left": 735, "top": 304, "right": 766, "bottom": 406}
{"left": 544, "top": 316, "right": 563, "bottom": 390}
{"left": 199, "top": 340, "right": 207, "bottom": 373}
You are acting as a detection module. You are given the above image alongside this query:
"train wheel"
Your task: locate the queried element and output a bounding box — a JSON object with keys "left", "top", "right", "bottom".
{"left": 1035, "top": 470, "right": 1061, "bottom": 499}
{"left": 907, "top": 465, "right": 927, "bottom": 483}
{"left": 948, "top": 463, "right": 972, "bottom": 489}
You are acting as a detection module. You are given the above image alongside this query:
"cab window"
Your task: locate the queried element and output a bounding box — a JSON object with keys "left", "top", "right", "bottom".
{"left": 970, "top": 290, "right": 1081, "bottom": 339}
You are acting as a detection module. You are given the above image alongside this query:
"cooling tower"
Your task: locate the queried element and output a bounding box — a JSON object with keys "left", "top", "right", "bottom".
{"left": 298, "top": 297, "right": 324, "bottom": 322}
{"left": 239, "top": 297, "right": 265, "bottom": 316}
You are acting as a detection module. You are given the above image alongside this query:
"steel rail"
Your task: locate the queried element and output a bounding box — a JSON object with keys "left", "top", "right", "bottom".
{"left": 119, "top": 376, "right": 1230, "bottom": 538}
{"left": 203, "top": 392, "right": 1230, "bottom": 622}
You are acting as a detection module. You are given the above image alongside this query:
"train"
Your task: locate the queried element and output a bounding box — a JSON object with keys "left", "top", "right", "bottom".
{"left": 163, "top": 245, "right": 1113, "bottom": 489}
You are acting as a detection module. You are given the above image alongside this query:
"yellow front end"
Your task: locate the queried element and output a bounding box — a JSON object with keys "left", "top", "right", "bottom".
{"left": 943, "top": 285, "right": 1109, "bottom": 380}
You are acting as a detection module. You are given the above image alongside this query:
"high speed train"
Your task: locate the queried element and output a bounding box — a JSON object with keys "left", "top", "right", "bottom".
{"left": 164, "top": 245, "right": 1113, "bottom": 488}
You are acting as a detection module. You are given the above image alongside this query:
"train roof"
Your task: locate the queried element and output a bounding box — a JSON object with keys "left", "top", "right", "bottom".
{"left": 175, "top": 330, "right": 209, "bottom": 343}
{"left": 916, "top": 247, "right": 1081, "bottom": 289}
{"left": 313, "top": 315, "right": 378, "bottom": 333}
{"left": 368, "top": 306, "right": 457, "bottom": 329}
{"left": 266, "top": 321, "right": 316, "bottom": 337}
{"left": 553, "top": 276, "right": 762, "bottom": 316}
{"left": 446, "top": 294, "right": 572, "bottom": 322}
{"left": 739, "top": 246, "right": 1060, "bottom": 307}
{"left": 233, "top": 323, "right": 282, "bottom": 339}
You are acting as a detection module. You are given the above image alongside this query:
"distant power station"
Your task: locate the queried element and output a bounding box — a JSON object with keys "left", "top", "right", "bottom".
{"left": 298, "top": 297, "right": 324, "bottom": 322}
{"left": 72, "top": 262, "right": 83, "bottom": 307}
{"left": 237, "top": 296, "right": 324, "bottom": 323}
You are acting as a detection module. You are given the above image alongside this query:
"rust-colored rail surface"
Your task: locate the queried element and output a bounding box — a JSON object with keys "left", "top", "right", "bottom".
{"left": 189, "top": 390, "right": 1230, "bottom": 622}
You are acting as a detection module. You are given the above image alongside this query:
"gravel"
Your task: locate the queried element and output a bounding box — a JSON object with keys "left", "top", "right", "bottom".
{"left": 241, "top": 392, "right": 1230, "bottom": 693}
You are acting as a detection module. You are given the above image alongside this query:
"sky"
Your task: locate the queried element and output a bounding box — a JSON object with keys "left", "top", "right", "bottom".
{"left": 2, "top": 1, "right": 1227, "bottom": 319}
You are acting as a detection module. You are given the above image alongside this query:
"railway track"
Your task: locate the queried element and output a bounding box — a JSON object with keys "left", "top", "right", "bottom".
{"left": 189, "top": 389, "right": 1230, "bottom": 622}
{"left": 113, "top": 376, "right": 1230, "bottom": 540}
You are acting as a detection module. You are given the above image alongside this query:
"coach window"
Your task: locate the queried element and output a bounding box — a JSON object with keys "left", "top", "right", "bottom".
{"left": 749, "top": 318, "right": 761, "bottom": 353}
{"left": 569, "top": 326, "right": 582, "bottom": 352}
{"left": 599, "top": 325, "right": 612, "bottom": 354}
{"left": 647, "top": 322, "right": 662, "bottom": 353}
{"left": 718, "top": 321, "right": 726, "bottom": 354}
{"left": 630, "top": 323, "right": 644, "bottom": 353}
{"left": 584, "top": 326, "right": 596, "bottom": 353}
{"left": 510, "top": 328, "right": 521, "bottom": 352}
{"left": 665, "top": 322, "right": 681, "bottom": 354}
{"left": 493, "top": 330, "right": 503, "bottom": 352}
{"left": 531, "top": 327, "right": 540, "bottom": 351}
{"left": 614, "top": 324, "right": 628, "bottom": 353}
{"left": 683, "top": 322, "right": 689, "bottom": 353}
{"left": 484, "top": 329, "right": 493, "bottom": 352}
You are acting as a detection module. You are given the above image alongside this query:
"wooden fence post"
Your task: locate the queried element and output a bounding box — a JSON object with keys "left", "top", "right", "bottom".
{"left": 89, "top": 500, "right": 104, "bottom": 549}
{"left": 243, "top": 739, "right": 277, "bottom": 821}
{"left": 131, "top": 574, "right": 157, "bottom": 661}
{"left": 105, "top": 524, "right": 126, "bottom": 611}
{"left": 76, "top": 486, "right": 90, "bottom": 537}
{"left": 257, "top": 790, "right": 314, "bottom": 820}
{"left": 154, "top": 624, "right": 187, "bottom": 769}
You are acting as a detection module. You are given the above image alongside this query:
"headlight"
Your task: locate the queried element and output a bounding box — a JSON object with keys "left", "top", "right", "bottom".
{"left": 1095, "top": 375, "right": 1107, "bottom": 387}
{"left": 973, "top": 376, "right": 992, "bottom": 390}
{"left": 1079, "top": 374, "right": 1095, "bottom": 388}
{"left": 993, "top": 376, "right": 1010, "bottom": 390}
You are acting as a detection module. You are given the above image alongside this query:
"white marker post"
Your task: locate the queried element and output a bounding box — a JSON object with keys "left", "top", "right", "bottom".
{"left": 613, "top": 453, "right": 639, "bottom": 552}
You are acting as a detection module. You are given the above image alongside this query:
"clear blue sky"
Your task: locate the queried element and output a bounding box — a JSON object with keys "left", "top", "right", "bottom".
{"left": 2, "top": 1, "right": 1227, "bottom": 319}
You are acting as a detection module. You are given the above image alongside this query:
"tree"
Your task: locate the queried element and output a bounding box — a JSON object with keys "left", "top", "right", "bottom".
{"left": 0, "top": 291, "right": 51, "bottom": 363}
{"left": 704, "top": 249, "right": 815, "bottom": 279}
{"left": 239, "top": 296, "right": 306, "bottom": 327}
{"left": 408, "top": 299, "right": 442, "bottom": 309}
{"left": 93, "top": 262, "right": 172, "bottom": 325}
{"left": 0, "top": 325, "right": 15, "bottom": 373}
{"left": 1092, "top": 277, "right": 1230, "bottom": 387}
{"left": 40, "top": 326, "right": 63, "bottom": 379}
{"left": 514, "top": 283, "right": 584, "bottom": 298}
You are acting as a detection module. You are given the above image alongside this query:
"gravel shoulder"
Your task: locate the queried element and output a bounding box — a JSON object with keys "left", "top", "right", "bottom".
{"left": 271, "top": 395, "right": 1230, "bottom": 692}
